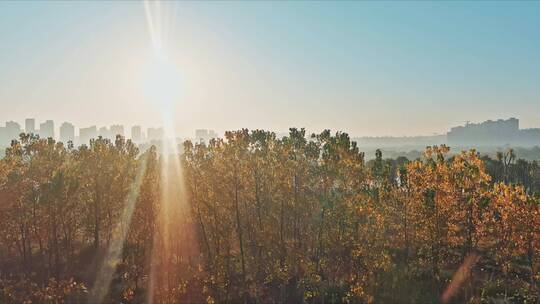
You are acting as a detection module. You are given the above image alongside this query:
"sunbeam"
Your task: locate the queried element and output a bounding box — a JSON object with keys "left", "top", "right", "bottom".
{"left": 143, "top": 0, "right": 178, "bottom": 59}
{"left": 142, "top": 1, "right": 196, "bottom": 302}
{"left": 89, "top": 154, "right": 150, "bottom": 303}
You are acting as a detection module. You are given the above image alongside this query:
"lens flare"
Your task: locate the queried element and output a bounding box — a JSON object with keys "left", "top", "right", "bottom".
{"left": 89, "top": 154, "right": 149, "bottom": 303}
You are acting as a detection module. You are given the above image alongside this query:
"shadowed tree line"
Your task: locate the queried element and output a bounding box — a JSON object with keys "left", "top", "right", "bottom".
{"left": 0, "top": 130, "right": 539, "bottom": 303}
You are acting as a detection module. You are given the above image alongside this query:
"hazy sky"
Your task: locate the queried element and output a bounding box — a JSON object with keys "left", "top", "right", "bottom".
{"left": 1, "top": 1, "right": 540, "bottom": 137}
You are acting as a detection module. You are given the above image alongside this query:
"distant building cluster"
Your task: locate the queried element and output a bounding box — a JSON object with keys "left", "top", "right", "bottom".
{"left": 447, "top": 118, "right": 540, "bottom": 146}
{"left": 195, "top": 129, "right": 218, "bottom": 143}
{"left": 6, "top": 117, "right": 537, "bottom": 150}
{"left": 0, "top": 119, "right": 165, "bottom": 147}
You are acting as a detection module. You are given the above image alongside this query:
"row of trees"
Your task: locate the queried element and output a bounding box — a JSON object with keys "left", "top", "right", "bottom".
{"left": 184, "top": 130, "right": 539, "bottom": 303}
{"left": 0, "top": 134, "right": 162, "bottom": 303}
{"left": 0, "top": 130, "right": 539, "bottom": 303}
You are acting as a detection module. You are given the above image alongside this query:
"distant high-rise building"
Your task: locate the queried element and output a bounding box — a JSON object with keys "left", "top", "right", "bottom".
{"left": 446, "top": 117, "right": 540, "bottom": 147}
{"left": 60, "top": 122, "right": 75, "bottom": 143}
{"left": 195, "top": 129, "right": 208, "bottom": 142}
{"left": 131, "top": 125, "right": 142, "bottom": 142}
{"left": 79, "top": 126, "right": 97, "bottom": 145}
{"left": 208, "top": 130, "right": 218, "bottom": 140}
{"left": 147, "top": 127, "right": 164, "bottom": 141}
{"left": 98, "top": 126, "right": 110, "bottom": 139}
{"left": 5, "top": 121, "right": 21, "bottom": 142}
{"left": 110, "top": 125, "right": 124, "bottom": 139}
{"left": 39, "top": 120, "right": 54, "bottom": 139}
{"left": 0, "top": 126, "right": 6, "bottom": 146}
{"left": 25, "top": 118, "right": 36, "bottom": 134}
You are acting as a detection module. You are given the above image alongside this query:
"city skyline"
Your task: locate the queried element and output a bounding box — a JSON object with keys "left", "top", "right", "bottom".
{"left": 2, "top": 116, "right": 540, "bottom": 147}
{"left": 0, "top": 117, "right": 224, "bottom": 147}
{"left": 0, "top": 118, "right": 162, "bottom": 138}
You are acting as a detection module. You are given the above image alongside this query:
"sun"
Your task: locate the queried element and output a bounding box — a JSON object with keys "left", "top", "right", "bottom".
{"left": 143, "top": 54, "right": 183, "bottom": 114}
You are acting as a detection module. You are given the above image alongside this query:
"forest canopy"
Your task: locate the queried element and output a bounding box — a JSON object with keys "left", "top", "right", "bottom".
{"left": 0, "top": 130, "right": 538, "bottom": 303}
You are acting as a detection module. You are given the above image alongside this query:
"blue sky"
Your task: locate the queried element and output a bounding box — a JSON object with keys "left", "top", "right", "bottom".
{"left": 1, "top": 1, "right": 539, "bottom": 137}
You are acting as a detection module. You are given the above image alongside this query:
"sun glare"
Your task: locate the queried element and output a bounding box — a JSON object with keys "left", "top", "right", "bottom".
{"left": 143, "top": 56, "right": 183, "bottom": 114}
{"left": 91, "top": 2, "right": 190, "bottom": 302}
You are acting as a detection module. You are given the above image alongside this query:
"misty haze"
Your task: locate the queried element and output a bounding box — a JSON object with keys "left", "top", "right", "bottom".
{"left": 0, "top": 1, "right": 539, "bottom": 304}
